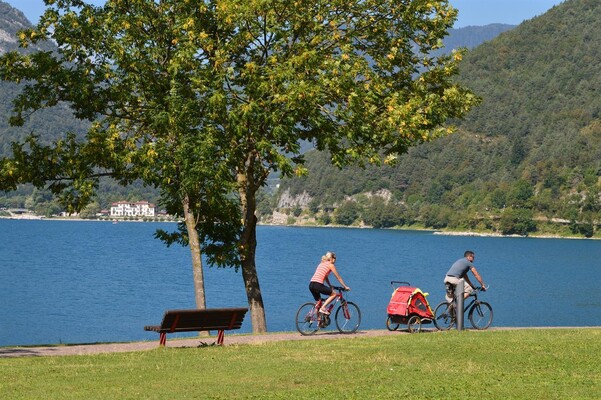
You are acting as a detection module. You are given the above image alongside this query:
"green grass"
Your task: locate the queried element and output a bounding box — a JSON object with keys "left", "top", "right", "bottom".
{"left": 1, "top": 329, "right": 600, "bottom": 399}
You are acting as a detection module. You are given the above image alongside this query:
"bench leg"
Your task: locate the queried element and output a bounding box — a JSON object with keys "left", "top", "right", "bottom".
{"left": 216, "top": 330, "right": 225, "bottom": 345}
{"left": 159, "top": 332, "right": 167, "bottom": 346}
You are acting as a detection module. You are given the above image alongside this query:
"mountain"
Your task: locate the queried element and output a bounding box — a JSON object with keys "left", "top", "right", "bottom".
{"left": 442, "top": 24, "right": 515, "bottom": 51}
{"left": 273, "top": 0, "right": 601, "bottom": 237}
{"left": 0, "top": 2, "right": 30, "bottom": 53}
{"left": 0, "top": 1, "right": 87, "bottom": 157}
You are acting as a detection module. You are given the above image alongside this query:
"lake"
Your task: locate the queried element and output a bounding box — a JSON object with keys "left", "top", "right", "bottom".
{"left": 1, "top": 219, "right": 600, "bottom": 346}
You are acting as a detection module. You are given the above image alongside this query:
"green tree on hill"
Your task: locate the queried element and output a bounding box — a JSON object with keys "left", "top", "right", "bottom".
{"left": 334, "top": 201, "right": 360, "bottom": 226}
{"left": 0, "top": 0, "right": 478, "bottom": 332}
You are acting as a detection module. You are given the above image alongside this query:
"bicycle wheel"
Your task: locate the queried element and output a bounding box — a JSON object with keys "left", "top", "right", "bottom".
{"left": 407, "top": 315, "right": 422, "bottom": 333}
{"left": 433, "top": 302, "right": 455, "bottom": 330}
{"left": 295, "top": 302, "right": 319, "bottom": 335}
{"left": 386, "top": 316, "right": 400, "bottom": 331}
{"left": 335, "top": 301, "right": 361, "bottom": 333}
{"left": 469, "top": 301, "right": 493, "bottom": 330}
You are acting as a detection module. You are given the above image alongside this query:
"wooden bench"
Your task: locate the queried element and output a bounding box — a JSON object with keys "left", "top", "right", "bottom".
{"left": 144, "top": 307, "right": 248, "bottom": 346}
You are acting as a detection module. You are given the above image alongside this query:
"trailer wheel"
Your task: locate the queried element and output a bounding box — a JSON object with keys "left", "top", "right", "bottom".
{"left": 386, "top": 316, "right": 400, "bottom": 331}
{"left": 408, "top": 315, "right": 422, "bottom": 333}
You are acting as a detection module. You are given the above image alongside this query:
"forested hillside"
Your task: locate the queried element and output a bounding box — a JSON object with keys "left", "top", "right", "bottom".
{"left": 273, "top": 0, "right": 601, "bottom": 237}
{"left": 0, "top": 2, "right": 83, "bottom": 156}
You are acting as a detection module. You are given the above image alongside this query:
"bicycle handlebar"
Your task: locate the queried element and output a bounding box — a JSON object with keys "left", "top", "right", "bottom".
{"left": 332, "top": 286, "right": 349, "bottom": 292}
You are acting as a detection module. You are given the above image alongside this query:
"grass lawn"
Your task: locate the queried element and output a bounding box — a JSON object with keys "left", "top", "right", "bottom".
{"left": 1, "top": 328, "right": 600, "bottom": 399}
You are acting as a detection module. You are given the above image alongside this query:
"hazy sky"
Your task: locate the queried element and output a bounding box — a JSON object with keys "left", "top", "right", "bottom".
{"left": 4, "top": 0, "right": 565, "bottom": 28}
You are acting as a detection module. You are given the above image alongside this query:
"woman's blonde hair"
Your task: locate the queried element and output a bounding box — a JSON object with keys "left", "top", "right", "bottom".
{"left": 324, "top": 251, "right": 336, "bottom": 261}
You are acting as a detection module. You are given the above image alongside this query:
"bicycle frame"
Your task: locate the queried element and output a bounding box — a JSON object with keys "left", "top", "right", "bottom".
{"left": 434, "top": 287, "right": 493, "bottom": 330}
{"left": 313, "top": 289, "right": 347, "bottom": 320}
{"left": 295, "top": 286, "right": 361, "bottom": 335}
{"left": 460, "top": 293, "right": 480, "bottom": 313}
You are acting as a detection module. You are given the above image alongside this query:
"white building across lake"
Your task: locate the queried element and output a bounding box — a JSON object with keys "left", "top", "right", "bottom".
{"left": 110, "top": 201, "right": 155, "bottom": 217}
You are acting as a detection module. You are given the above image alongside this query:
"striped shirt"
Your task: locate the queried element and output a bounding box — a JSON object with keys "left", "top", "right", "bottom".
{"left": 310, "top": 261, "right": 331, "bottom": 284}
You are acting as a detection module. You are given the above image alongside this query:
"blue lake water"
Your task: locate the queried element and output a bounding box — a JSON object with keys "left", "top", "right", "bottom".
{"left": 1, "top": 219, "right": 600, "bottom": 346}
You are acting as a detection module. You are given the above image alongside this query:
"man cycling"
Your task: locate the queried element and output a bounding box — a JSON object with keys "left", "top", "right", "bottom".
{"left": 444, "top": 250, "right": 487, "bottom": 302}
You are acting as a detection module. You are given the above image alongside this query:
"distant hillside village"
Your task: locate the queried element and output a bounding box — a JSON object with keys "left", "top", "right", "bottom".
{"left": 106, "top": 201, "right": 156, "bottom": 218}
{"left": 0, "top": 200, "right": 168, "bottom": 220}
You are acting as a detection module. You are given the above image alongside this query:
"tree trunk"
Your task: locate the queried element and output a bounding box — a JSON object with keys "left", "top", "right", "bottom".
{"left": 238, "top": 171, "right": 267, "bottom": 333}
{"left": 182, "top": 194, "right": 206, "bottom": 310}
{"left": 240, "top": 216, "right": 267, "bottom": 332}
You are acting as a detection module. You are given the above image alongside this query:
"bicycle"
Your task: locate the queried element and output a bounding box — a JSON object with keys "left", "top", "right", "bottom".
{"left": 433, "top": 286, "right": 493, "bottom": 330}
{"left": 295, "top": 286, "right": 361, "bottom": 335}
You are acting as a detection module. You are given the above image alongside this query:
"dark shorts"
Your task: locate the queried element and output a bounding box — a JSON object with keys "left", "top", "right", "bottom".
{"left": 309, "top": 281, "right": 332, "bottom": 301}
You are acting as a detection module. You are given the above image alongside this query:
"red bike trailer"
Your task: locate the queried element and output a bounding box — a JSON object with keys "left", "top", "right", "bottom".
{"left": 386, "top": 281, "right": 435, "bottom": 333}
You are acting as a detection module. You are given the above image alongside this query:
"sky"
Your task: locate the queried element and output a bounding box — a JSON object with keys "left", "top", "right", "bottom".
{"left": 4, "top": 0, "right": 565, "bottom": 28}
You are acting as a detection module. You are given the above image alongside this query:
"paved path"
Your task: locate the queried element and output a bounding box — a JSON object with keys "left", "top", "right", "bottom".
{"left": 0, "top": 329, "right": 413, "bottom": 358}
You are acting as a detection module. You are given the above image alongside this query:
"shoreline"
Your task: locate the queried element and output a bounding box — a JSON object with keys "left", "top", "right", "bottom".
{"left": 1, "top": 215, "right": 597, "bottom": 240}
{"left": 432, "top": 230, "right": 600, "bottom": 240}
{"left": 0, "top": 215, "right": 174, "bottom": 223}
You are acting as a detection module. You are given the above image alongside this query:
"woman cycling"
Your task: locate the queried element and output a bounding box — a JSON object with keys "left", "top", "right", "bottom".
{"left": 309, "top": 251, "right": 350, "bottom": 314}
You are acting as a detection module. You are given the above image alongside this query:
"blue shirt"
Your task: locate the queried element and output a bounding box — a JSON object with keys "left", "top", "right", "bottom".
{"left": 446, "top": 257, "right": 473, "bottom": 278}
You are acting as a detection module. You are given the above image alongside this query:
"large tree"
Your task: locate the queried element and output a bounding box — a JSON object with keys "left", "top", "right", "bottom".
{"left": 0, "top": 0, "right": 479, "bottom": 333}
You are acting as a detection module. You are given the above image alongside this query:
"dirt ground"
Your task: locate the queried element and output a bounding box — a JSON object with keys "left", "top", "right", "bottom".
{"left": 0, "top": 329, "right": 412, "bottom": 358}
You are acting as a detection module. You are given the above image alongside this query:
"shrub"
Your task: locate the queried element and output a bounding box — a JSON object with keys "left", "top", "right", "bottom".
{"left": 499, "top": 208, "right": 537, "bottom": 235}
